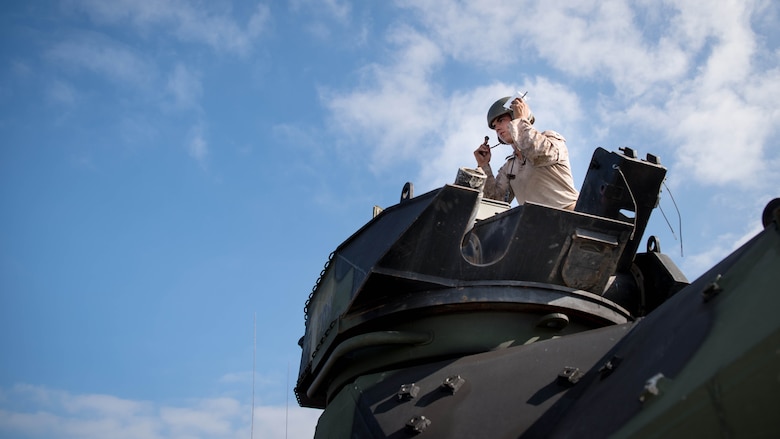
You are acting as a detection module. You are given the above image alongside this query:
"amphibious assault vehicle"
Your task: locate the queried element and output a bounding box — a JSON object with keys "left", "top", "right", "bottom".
{"left": 295, "top": 146, "right": 780, "bottom": 438}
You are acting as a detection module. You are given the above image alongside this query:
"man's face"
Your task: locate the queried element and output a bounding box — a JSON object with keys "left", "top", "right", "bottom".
{"left": 492, "top": 114, "right": 512, "bottom": 144}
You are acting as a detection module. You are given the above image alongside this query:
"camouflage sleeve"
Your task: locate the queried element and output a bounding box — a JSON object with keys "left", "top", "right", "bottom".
{"left": 508, "top": 119, "right": 567, "bottom": 167}
{"left": 481, "top": 161, "right": 514, "bottom": 203}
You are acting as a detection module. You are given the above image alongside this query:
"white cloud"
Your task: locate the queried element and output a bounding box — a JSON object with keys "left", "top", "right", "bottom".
{"left": 160, "top": 398, "right": 239, "bottom": 437}
{"left": 394, "top": 0, "right": 688, "bottom": 96}
{"left": 682, "top": 220, "right": 764, "bottom": 278}
{"left": 45, "top": 2, "right": 270, "bottom": 167}
{"left": 0, "top": 384, "right": 321, "bottom": 439}
{"left": 632, "top": 0, "right": 780, "bottom": 188}
{"left": 68, "top": 0, "right": 270, "bottom": 56}
{"left": 321, "top": 0, "right": 779, "bottom": 193}
{"left": 290, "top": 0, "right": 353, "bottom": 23}
{"left": 665, "top": 84, "right": 777, "bottom": 187}
{"left": 393, "top": 0, "right": 528, "bottom": 66}
{"left": 313, "top": 1, "right": 779, "bottom": 281}
{"left": 410, "top": 79, "right": 585, "bottom": 193}
{"left": 188, "top": 125, "right": 209, "bottom": 167}
{"left": 253, "top": 405, "right": 322, "bottom": 439}
{"left": 63, "top": 393, "right": 152, "bottom": 417}
{"left": 46, "top": 33, "right": 157, "bottom": 88}
{"left": 322, "top": 26, "right": 445, "bottom": 173}
{"left": 218, "top": 371, "right": 252, "bottom": 385}
{"left": 166, "top": 63, "right": 203, "bottom": 110}
{"left": 287, "top": 0, "right": 367, "bottom": 44}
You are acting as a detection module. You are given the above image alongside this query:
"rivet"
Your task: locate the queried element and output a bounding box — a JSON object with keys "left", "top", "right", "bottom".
{"left": 598, "top": 355, "right": 623, "bottom": 379}
{"left": 639, "top": 373, "right": 667, "bottom": 402}
{"left": 406, "top": 415, "right": 431, "bottom": 434}
{"left": 702, "top": 274, "right": 723, "bottom": 302}
{"left": 557, "top": 367, "right": 584, "bottom": 386}
{"left": 441, "top": 375, "right": 465, "bottom": 394}
{"left": 397, "top": 383, "right": 420, "bottom": 401}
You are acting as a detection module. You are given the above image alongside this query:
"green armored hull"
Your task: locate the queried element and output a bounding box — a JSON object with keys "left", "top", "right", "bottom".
{"left": 295, "top": 146, "right": 780, "bottom": 438}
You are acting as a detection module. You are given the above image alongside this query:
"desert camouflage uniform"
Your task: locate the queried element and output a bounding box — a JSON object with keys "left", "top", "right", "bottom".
{"left": 481, "top": 118, "right": 579, "bottom": 209}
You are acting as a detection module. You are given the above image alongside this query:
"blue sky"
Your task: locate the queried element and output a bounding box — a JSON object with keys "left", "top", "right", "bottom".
{"left": 1, "top": 1, "right": 778, "bottom": 438}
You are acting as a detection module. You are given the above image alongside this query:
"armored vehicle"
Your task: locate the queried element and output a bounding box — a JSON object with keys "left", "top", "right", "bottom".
{"left": 295, "top": 146, "right": 780, "bottom": 438}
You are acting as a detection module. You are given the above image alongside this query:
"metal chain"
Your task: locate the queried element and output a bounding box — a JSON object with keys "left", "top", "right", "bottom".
{"left": 303, "top": 251, "right": 335, "bottom": 322}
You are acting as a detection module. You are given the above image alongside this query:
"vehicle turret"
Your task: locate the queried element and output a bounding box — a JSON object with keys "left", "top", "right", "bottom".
{"left": 295, "top": 147, "right": 779, "bottom": 437}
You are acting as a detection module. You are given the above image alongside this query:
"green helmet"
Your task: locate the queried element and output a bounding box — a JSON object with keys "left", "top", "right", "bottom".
{"left": 487, "top": 97, "right": 513, "bottom": 129}
{"left": 487, "top": 96, "right": 535, "bottom": 129}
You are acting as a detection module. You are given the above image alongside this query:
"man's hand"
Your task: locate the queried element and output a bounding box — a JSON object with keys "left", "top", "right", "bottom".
{"left": 474, "top": 136, "right": 491, "bottom": 168}
{"left": 510, "top": 97, "right": 532, "bottom": 122}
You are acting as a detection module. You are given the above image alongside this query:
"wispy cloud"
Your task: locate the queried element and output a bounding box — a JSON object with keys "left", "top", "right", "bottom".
{"left": 314, "top": 0, "right": 779, "bottom": 277}
{"left": 218, "top": 371, "right": 252, "bottom": 385}
{"left": 46, "top": 33, "right": 157, "bottom": 88}
{"left": 322, "top": 0, "right": 779, "bottom": 191}
{"left": 290, "top": 0, "right": 353, "bottom": 22}
{"left": 166, "top": 63, "right": 202, "bottom": 110}
{"left": 188, "top": 124, "right": 209, "bottom": 168}
{"left": 322, "top": 27, "right": 445, "bottom": 174}
{"left": 46, "top": 79, "right": 79, "bottom": 105}
{"left": 69, "top": 0, "right": 270, "bottom": 56}
{"left": 43, "top": 2, "right": 266, "bottom": 168}
{"left": 681, "top": 219, "right": 764, "bottom": 278}
{"left": 289, "top": 0, "right": 360, "bottom": 42}
{"left": 0, "top": 384, "right": 320, "bottom": 439}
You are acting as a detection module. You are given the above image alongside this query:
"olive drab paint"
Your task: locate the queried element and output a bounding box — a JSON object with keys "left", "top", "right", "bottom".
{"left": 295, "top": 146, "right": 780, "bottom": 438}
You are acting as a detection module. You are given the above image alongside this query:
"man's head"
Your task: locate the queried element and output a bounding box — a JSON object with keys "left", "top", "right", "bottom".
{"left": 487, "top": 96, "right": 536, "bottom": 128}
{"left": 487, "top": 97, "right": 515, "bottom": 144}
{"left": 487, "top": 97, "right": 513, "bottom": 130}
{"left": 487, "top": 96, "right": 535, "bottom": 144}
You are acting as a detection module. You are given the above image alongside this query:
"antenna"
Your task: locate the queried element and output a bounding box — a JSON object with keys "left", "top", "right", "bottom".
{"left": 286, "top": 362, "right": 290, "bottom": 439}
{"left": 612, "top": 164, "right": 638, "bottom": 240}
{"left": 251, "top": 312, "right": 256, "bottom": 439}
{"left": 659, "top": 181, "right": 684, "bottom": 257}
